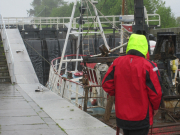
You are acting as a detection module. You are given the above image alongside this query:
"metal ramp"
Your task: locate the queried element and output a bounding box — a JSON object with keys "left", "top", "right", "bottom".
{"left": 3, "top": 29, "right": 39, "bottom": 84}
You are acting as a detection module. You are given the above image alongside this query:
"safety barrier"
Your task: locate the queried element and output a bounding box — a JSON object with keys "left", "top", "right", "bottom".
{"left": 2, "top": 14, "right": 160, "bottom": 30}
{"left": 47, "top": 54, "right": 110, "bottom": 110}
{"left": 0, "top": 14, "right": 15, "bottom": 83}
{"left": 48, "top": 54, "right": 86, "bottom": 109}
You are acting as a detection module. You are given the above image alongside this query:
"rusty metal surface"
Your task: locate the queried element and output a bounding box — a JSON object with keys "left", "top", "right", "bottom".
{"left": 92, "top": 107, "right": 180, "bottom": 135}
{"left": 103, "top": 96, "right": 115, "bottom": 122}
{"left": 164, "top": 95, "right": 180, "bottom": 100}
{"left": 149, "top": 123, "right": 180, "bottom": 134}
{"left": 164, "top": 100, "right": 180, "bottom": 108}
{"left": 83, "top": 56, "right": 118, "bottom": 63}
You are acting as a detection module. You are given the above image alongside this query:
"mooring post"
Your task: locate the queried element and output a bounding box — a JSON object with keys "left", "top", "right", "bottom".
{"left": 83, "top": 86, "right": 89, "bottom": 112}
{"left": 161, "top": 97, "right": 166, "bottom": 119}
{"left": 104, "top": 96, "right": 114, "bottom": 122}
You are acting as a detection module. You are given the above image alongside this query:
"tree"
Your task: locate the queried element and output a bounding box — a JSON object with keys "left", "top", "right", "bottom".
{"left": 51, "top": 2, "right": 81, "bottom": 18}
{"left": 27, "top": 0, "right": 179, "bottom": 28}
{"left": 156, "top": 4, "right": 178, "bottom": 28}
{"left": 27, "top": 0, "right": 66, "bottom": 17}
{"left": 176, "top": 17, "right": 180, "bottom": 27}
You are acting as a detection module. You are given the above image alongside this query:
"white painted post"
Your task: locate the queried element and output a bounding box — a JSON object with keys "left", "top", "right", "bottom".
{"left": 65, "top": 57, "right": 67, "bottom": 74}
{"left": 63, "top": 18, "right": 64, "bottom": 28}
{"left": 55, "top": 59, "right": 58, "bottom": 70}
{"left": 113, "top": 16, "right": 115, "bottom": 28}
{"left": 57, "top": 17, "right": 59, "bottom": 30}
{"left": 75, "top": 24, "right": 82, "bottom": 72}
{"left": 68, "top": 82, "right": 72, "bottom": 102}
{"left": 58, "top": 0, "right": 78, "bottom": 74}
{"left": 76, "top": 84, "right": 79, "bottom": 106}
{"left": 40, "top": 17, "right": 42, "bottom": 30}
{"left": 92, "top": 3, "right": 109, "bottom": 50}
{"left": 58, "top": 76, "right": 62, "bottom": 95}
{"left": 147, "top": 15, "right": 149, "bottom": 26}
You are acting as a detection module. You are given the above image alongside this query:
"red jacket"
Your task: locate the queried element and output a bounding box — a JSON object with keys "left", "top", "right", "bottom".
{"left": 102, "top": 52, "right": 162, "bottom": 130}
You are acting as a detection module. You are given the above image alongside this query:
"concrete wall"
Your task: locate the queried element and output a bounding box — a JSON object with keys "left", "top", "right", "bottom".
{"left": 150, "top": 27, "right": 180, "bottom": 37}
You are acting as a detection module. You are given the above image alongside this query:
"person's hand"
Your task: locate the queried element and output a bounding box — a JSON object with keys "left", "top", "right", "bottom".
{"left": 153, "top": 110, "right": 158, "bottom": 116}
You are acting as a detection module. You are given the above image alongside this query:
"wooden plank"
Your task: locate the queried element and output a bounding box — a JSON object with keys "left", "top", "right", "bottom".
{"left": 104, "top": 96, "right": 114, "bottom": 122}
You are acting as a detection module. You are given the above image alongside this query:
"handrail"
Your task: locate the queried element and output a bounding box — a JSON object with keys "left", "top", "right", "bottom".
{"left": 48, "top": 54, "right": 113, "bottom": 109}
{"left": 146, "top": 14, "right": 161, "bottom": 27}
{"left": 3, "top": 14, "right": 160, "bottom": 30}
{"left": 0, "top": 14, "right": 15, "bottom": 83}
{"left": 51, "top": 54, "right": 87, "bottom": 86}
{"left": 47, "top": 54, "right": 87, "bottom": 107}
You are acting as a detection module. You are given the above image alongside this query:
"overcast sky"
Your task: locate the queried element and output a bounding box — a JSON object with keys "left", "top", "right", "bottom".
{"left": 0, "top": 0, "right": 180, "bottom": 17}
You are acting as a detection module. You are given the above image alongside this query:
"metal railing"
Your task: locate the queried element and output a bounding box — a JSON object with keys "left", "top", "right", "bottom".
{"left": 0, "top": 14, "right": 15, "bottom": 83}
{"left": 3, "top": 17, "right": 71, "bottom": 30}
{"left": 48, "top": 55, "right": 86, "bottom": 108}
{"left": 47, "top": 54, "right": 111, "bottom": 110}
{"left": 146, "top": 14, "right": 161, "bottom": 27}
{"left": 2, "top": 14, "right": 160, "bottom": 30}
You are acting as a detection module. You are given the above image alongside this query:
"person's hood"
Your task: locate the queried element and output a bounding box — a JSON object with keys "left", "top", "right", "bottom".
{"left": 126, "top": 34, "right": 148, "bottom": 57}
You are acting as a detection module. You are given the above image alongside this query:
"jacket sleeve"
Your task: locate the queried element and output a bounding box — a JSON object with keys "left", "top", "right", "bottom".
{"left": 102, "top": 63, "right": 115, "bottom": 96}
{"left": 146, "top": 62, "right": 162, "bottom": 110}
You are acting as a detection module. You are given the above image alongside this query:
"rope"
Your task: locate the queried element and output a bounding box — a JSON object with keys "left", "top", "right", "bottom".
{"left": 68, "top": 0, "right": 108, "bottom": 60}
{"left": 24, "top": 40, "right": 51, "bottom": 65}
{"left": 82, "top": 0, "right": 107, "bottom": 41}
{"left": 25, "top": 1, "right": 129, "bottom": 73}
{"left": 86, "top": 0, "right": 129, "bottom": 40}
{"left": 36, "top": 7, "right": 46, "bottom": 17}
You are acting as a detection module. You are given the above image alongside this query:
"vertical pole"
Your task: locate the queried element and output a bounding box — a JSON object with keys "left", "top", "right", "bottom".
{"left": 120, "top": 22, "right": 124, "bottom": 53}
{"left": 75, "top": 25, "right": 81, "bottom": 72}
{"left": 83, "top": 87, "right": 89, "bottom": 112}
{"left": 63, "top": 18, "right": 64, "bottom": 28}
{"left": 113, "top": 28, "right": 115, "bottom": 49}
{"left": 40, "top": 17, "right": 42, "bottom": 30}
{"left": 95, "top": 28, "right": 97, "bottom": 54}
{"left": 58, "top": 0, "right": 78, "bottom": 74}
{"left": 104, "top": 96, "right": 114, "bottom": 122}
{"left": 120, "top": 0, "right": 125, "bottom": 53}
{"left": 75, "top": 0, "right": 82, "bottom": 72}
{"left": 161, "top": 97, "right": 165, "bottom": 119}
{"left": 92, "top": 3, "right": 109, "bottom": 50}
{"left": 65, "top": 57, "right": 67, "bottom": 74}
{"left": 57, "top": 17, "right": 59, "bottom": 30}
{"left": 122, "top": 0, "right": 125, "bottom": 15}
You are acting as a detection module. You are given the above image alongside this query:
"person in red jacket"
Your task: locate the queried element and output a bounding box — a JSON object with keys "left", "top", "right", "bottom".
{"left": 102, "top": 34, "right": 162, "bottom": 135}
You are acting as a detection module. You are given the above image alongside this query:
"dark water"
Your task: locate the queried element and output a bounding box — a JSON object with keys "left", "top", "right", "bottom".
{"left": 24, "top": 38, "right": 122, "bottom": 85}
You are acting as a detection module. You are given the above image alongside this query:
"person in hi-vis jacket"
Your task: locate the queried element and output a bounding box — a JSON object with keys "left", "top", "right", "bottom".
{"left": 102, "top": 34, "right": 162, "bottom": 135}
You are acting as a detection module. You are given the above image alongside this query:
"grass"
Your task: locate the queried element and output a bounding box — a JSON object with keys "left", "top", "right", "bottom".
{"left": 30, "top": 23, "right": 119, "bottom": 36}
{"left": 56, "top": 123, "right": 66, "bottom": 133}
{"left": 74, "top": 23, "right": 110, "bottom": 28}
{"left": 73, "top": 23, "right": 120, "bottom": 35}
